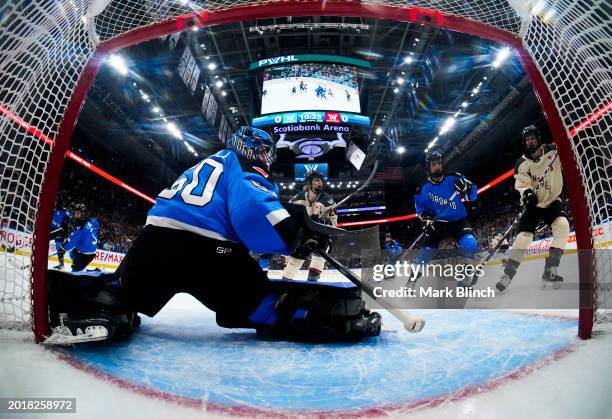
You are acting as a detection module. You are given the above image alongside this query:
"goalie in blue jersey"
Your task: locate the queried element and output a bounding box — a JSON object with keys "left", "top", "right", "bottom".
{"left": 45, "top": 126, "right": 381, "bottom": 345}
{"left": 410, "top": 150, "right": 479, "bottom": 287}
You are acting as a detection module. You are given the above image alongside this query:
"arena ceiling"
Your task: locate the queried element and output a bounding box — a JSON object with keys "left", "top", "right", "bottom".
{"left": 73, "top": 15, "right": 546, "bottom": 206}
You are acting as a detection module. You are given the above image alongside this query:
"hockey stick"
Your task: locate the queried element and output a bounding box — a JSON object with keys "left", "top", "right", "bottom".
{"left": 50, "top": 227, "right": 63, "bottom": 235}
{"left": 297, "top": 206, "right": 425, "bottom": 332}
{"left": 325, "top": 160, "right": 379, "bottom": 215}
{"left": 311, "top": 247, "right": 425, "bottom": 333}
{"left": 481, "top": 212, "right": 523, "bottom": 263}
{"left": 408, "top": 190, "right": 460, "bottom": 251}
{"left": 8, "top": 251, "right": 58, "bottom": 270}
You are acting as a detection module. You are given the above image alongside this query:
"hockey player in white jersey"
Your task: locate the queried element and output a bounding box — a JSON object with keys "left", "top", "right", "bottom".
{"left": 45, "top": 126, "right": 381, "bottom": 345}
{"left": 496, "top": 125, "right": 570, "bottom": 292}
{"left": 282, "top": 170, "right": 337, "bottom": 282}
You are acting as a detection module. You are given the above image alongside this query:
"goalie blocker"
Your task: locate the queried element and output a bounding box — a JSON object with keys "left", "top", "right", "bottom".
{"left": 45, "top": 225, "right": 381, "bottom": 345}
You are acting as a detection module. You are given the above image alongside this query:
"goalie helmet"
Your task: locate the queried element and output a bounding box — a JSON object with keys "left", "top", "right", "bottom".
{"left": 226, "top": 126, "right": 275, "bottom": 169}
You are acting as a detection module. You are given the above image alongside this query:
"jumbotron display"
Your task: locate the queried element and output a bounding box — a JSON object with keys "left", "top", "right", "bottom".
{"left": 261, "top": 63, "right": 361, "bottom": 114}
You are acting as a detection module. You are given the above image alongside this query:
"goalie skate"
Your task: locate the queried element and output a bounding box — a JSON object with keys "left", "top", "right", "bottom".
{"left": 43, "top": 315, "right": 112, "bottom": 346}
{"left": 44, "top": 325, "right": 109, "bottom": 346}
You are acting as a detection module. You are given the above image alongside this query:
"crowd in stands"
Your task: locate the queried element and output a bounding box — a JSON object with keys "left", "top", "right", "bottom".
{"left": 55, "top": 161, "right": 151, "bottom": 253}
{"left": 51, "top": 160, "right": 575, "bottom": 264}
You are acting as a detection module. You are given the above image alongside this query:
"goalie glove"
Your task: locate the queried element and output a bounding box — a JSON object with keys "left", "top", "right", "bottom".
{"left": 522, "top": 189, "right": 538, "bottom": 208}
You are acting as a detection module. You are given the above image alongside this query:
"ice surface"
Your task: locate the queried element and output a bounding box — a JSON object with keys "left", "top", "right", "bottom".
{"left": 1, "top": 256, "right": 611, "bottom": 418}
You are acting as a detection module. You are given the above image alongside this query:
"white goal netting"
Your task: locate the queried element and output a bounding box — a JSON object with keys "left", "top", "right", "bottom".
{"left": 0, "top": 0, "right": 610, "bottom": 340}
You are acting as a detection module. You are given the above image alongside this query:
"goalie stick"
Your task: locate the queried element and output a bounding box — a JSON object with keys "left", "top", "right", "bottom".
{"left": 311, "top": 246, "right": 425, "bottom": 333}
{"left": 301, "top": 210, "right": 425, "bottom": 332}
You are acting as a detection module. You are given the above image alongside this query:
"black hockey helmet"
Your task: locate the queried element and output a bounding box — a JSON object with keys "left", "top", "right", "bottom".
{"left": 72, "top": 202, "right": 86, "bottom": 220}
{"left": 304, "top": 170, "right": 325, "bottom": 193}
{"left": 425, "top": 150, "right": 444, "bottom": 178}
{"left": 521, "top": 125, "right": 542, "bottom": 158}
{"left": 521, "top": 125, "right": 542, "bottom": 155}
{"left": 305, "top": 170, "right": 325, "bottom": 184}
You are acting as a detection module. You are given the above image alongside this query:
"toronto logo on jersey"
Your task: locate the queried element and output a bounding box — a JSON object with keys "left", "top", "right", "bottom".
{"left": 427, "top": 192, "right": 457, "bottom": 209}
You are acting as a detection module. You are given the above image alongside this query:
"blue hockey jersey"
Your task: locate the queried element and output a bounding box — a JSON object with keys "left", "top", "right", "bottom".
{"left": 414, "top": 173, "right": 477, "bottom": 222}
{"left": 384, "top": 240, "right": 402, "bottom": 257}
{"left": 51, "top": 209, "right": 71, "bottom": 231}
{"left": 147, "top": 150, "right": 292, "bottom": 255}
{"left": 63, "top": 218, "right": 99, "bottom": 254}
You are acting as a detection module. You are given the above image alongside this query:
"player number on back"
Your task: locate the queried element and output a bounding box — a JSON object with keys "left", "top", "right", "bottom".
{"left": 158, "top": 158, "right": 223, "bottom": 206}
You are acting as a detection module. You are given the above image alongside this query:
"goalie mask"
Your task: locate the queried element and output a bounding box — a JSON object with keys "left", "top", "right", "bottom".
{"left": 305, "top": 170, "right": 325, "bottom": 194}
{"left": 226, "top": 126, "right": 275, "bottom": 170}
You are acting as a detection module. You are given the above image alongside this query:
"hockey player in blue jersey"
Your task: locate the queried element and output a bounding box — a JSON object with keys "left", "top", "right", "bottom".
{"left": 382, "top": 233, "right": 402, "bottom": 280}
{"left": 60, "top": 205, "right": 99, "bottom": 272}
{"left": 51, "top": 208, "right": 73, "bottom": 269}
{"left": 45, "top": 126, "right": 381, "bottom": 345}
{"left": 411, "top": 150, "right": 479, "bottom": 287}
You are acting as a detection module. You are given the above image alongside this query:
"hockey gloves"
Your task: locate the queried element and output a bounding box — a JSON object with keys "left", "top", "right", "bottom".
{"left": 454, "top": 177, "right": 472, "bottom": 194}
{"left": 522, "top": 189, "right": 538, "bottom": 208}
{"left": 420, "top": 210, "right": 436, "bottom": 235}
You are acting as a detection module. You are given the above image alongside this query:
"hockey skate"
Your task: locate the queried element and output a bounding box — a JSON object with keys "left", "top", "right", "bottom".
{"left": 43, "top": 314, "right": 112, "bottom": 345}
{"left": 495, "top": 274, "right": 512, "bottom": 293}
{"left": 541, "top": 267, "right": 563, "bottom": 290}
{"left": 307, "top": 270, "right": 320, "bottom": 282}
{"left": 53, "top": 262, "right": 65, "bottom": 270}
{"left": 383, "top": 272, "right": 396, "bottom": 281}
{"left": 405, "top": 268, "right": 422, "bottom": 289}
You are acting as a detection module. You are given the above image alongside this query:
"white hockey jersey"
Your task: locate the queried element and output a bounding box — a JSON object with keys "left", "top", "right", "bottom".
{"left": 290, "top": 189, "right": 338, "bottom": 225}
{"left": 514, "top": 144, "right": 563, "bottom": 209}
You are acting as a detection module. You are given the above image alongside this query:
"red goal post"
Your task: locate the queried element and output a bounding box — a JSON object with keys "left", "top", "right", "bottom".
{"left": 0, "top": 1, "right": 608, "bottom": 342}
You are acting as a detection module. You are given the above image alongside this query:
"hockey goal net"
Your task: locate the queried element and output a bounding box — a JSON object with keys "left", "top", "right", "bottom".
{"left": 0, "top": 0, "right": 610, "bottom": 341}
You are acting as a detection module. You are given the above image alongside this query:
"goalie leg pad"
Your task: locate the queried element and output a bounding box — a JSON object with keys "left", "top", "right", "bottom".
{"left": 47, "top": 270, "right": 138, "bottom": 342}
